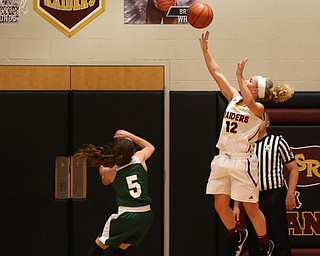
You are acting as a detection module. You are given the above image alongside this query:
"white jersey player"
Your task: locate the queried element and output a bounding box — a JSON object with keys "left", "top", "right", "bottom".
{"left": 200, "top": 31, "right": 294, "bottom": 256}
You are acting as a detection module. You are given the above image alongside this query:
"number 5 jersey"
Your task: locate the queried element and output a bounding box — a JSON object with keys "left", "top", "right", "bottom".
{"left": 112, "top": 156, "right": 152, "bottom": 207}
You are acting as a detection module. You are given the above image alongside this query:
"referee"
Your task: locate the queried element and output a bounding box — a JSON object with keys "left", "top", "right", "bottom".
{"left": 246, "top": 112, "right": 299, "bottom": 256}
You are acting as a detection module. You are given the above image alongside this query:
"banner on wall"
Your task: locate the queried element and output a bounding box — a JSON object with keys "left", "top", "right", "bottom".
{"left": 124, "top": 0, "right": 198, "bottom": 24}
{"left": 34, "top": 0, "right": 105, "bottom": 37}
{"left": 0, "top": 0, "right": 27, "bottom": 23}
{"left": 285, "top": 145, "right": 320, "bottom": 244}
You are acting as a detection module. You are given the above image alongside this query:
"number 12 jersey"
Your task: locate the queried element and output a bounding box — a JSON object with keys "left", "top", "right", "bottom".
{"left": 217, "top": 95, "right": 263, "bottom": 154}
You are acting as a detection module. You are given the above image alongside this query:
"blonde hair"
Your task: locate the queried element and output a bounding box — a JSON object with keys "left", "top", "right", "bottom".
{"left": 263, "top": 79, "right": 294, "bottom": 103}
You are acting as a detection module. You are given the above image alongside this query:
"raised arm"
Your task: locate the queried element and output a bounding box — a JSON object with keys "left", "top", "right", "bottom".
{"left": 114, "top": 130, "right": 155, "bottom": 168}
{"left": 199, "top": 31, "right": 239, "bottom": 102}
{"left": 236, "top": 58, "right": 264, "bottom": 118}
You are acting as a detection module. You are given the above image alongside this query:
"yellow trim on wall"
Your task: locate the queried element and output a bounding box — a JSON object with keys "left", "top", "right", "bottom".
{"left": 71, "top": 66, "right": 164, "bottom": 90}
{"left": 0, "top": 65, "right": 164, "bottom": 90}
{"left": 0, "top": 66, "right": 70, "bottom": 90}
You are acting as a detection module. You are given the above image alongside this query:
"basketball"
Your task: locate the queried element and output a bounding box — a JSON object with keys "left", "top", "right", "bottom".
{"left": 187, "top": 2, "right": 214, "bottom": 29}
{"left": 156, "top": 0, "right": 176, "bottom": 12}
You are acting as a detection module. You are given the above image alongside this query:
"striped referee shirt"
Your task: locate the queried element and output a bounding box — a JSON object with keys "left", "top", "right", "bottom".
{"left": 255, "top": 134, "right": 295, "bottom": 191}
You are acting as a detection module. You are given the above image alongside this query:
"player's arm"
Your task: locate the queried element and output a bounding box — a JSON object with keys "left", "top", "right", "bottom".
{"left": 114, "top": 130, "right": 155, "bottom": 170}
{"left": 199, "top": 31, "right": 239, "bottom": 102}
{"left": 285, "top": 160, "right": 299, "bottom": 210}
{"left": 99, "top": 166, "right": 116, "bottom": 186}
{"left": 236, "top": 58, "right": 264, "bottom": 118}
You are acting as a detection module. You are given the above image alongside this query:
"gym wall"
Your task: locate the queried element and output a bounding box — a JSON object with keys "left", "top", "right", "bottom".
{"left": 2, "top": 1, "right": 320, "bottom": 92}
{"left": 1, "top": 2, "right": 320, "bottom": 255}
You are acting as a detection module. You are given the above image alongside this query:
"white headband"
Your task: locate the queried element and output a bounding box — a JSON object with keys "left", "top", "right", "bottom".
{"left": 257, "top": 76, "right": 266, "bottom": 99}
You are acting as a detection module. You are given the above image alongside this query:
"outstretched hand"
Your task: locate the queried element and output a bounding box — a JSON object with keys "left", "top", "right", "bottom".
{"left": 236, "top": 58, "right": 249, "bottom": 77}
{"left": 199, "top": 31, "right": 210, "bottom": 52}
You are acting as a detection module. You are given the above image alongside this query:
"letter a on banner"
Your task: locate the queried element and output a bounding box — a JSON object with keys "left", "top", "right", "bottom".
{"left": 34, "top": 0, "right": 105, "bottom": 37}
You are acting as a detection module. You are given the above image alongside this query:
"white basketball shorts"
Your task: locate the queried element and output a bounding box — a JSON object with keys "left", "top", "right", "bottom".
{"left": 206, "top": 153, "right": 259, "bottom": 203}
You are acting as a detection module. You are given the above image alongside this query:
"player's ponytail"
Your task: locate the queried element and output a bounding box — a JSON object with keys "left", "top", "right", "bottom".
{"left": 263, "top": 79, "right": 294, "bottom": 103}
{"left": 75, "top": 138, "right": 134, "bottom": 167}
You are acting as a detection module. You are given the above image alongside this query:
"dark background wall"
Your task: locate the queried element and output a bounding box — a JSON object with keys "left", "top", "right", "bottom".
{"left": 263, "top": 92, "right": 320, "bottom": 248}
{"left": 1, "top": 90, "right": 319, "bottom": 256}
{"left": 0, "top": 91, "right": 70, "bottom": 256}
{"left": 0, "top": 91, "right": 164, "bottom": 256}
{"left": 170, "top": 92, "right": 219, "bottom": 256}
{"left": 169, "top": 91, "right": 320, "bottom": 256}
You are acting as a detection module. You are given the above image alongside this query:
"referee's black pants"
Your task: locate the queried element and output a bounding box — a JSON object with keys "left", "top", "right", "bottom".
{"left": 245, "top": 186, "right": 292, "bottom": 256}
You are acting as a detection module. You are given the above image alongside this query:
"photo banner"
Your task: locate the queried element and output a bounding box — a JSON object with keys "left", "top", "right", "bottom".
{"left": 124, "top": 0, "right": 198, "bottom": 24}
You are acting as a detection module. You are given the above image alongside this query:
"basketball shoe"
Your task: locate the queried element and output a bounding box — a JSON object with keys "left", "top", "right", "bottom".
{"left": 258, "top": 240, "right": 274, "bottom": 256}
{"left": 231, "top": 228, "right": 248, "bottom": 256}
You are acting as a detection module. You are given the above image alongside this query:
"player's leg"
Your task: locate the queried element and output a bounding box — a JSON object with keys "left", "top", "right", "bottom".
{"left": 243, "top": 202, "right": 267, "bottom": 236}
{"left": 208, "top": 155, "right": 232, "bottom": 226}
{"left": 244, "top": 211, "right": 260, "bottom": 255}
{"left": 214, "top": 194, "right": 235, "bottom": 229}
{"left": 208, "top": 156, "right": 249, "bottom": 254}
{"left": 243, "top": 202, "right": 274, "bottom": 255}
{"left": 215, "top": 194, "right": 248, "bottom": 256}
{"left": 87, "top": 237, "right": 108, "bottom": 256}
{"left": 110, "top": 244, "right": 130, "bottom": 256}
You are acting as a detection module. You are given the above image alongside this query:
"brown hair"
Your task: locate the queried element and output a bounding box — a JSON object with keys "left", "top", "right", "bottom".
{"left": 263, "top": 79, "right": 294, "bottom": 103}
{"left": 74, "top": 138, "right": 135, "bottom": 167}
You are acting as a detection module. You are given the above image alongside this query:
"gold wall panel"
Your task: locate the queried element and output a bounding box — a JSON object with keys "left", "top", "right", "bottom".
{"left": 0, "top": 66, "right": 70, "bottom": 90}
{"left": 0, "top": 65, "right": 164, "bottom": 90}
{"left": 71, "top": 66, "right": 164, "bottom": 90}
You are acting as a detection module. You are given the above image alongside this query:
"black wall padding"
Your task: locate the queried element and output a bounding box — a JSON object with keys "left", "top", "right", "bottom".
{"left": 170, "top": 91, "right": 320, "bottom": 255}
{"left": 71, "top": 91, "right": 164, "bottom": 256}
{"left": 170, "top": 91, "right": 219, "bottom": 256}
{"left": 269, "top": 125, "right": 320, "bottom": 248}
{"left": 263, "top": 91, "right": 320, "bottom": 108}
{"left": 269, "top": 126, "right": 319, "bottom": 147}
{"left": 0, "top": 91, "right": 70, "bottom": 256}
{"left": 258, "top": 92, "right": 320, "bottom": 249}
{"left": 265, "top": 91, "right": 320, "bottom": 248}
{"left": 0, "top": 90, "right": 164, "bottom": 256}
{"left": 1, "top": 89, "right": 318, "bottom": 256}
